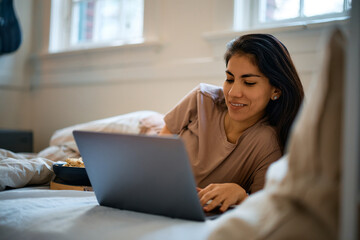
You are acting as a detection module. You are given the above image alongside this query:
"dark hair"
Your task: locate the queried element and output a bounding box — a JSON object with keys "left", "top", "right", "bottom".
{"left": 224, "top": 33, "right": 304, "bottom": 152}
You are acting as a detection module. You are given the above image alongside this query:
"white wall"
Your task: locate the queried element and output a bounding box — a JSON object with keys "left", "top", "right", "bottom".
{"left": 0, "top": 0, "right": 350, "bottom": 152}
{"left": 0, "top": 0, "right": 33, "bottom": 131}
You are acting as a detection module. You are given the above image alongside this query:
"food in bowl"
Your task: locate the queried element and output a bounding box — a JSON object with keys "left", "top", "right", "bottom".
{"left": 63, "top": 157, "right": 85, "bottom": 168}
{"left": 53, "top": 157, "right": 90, "bottom": 186}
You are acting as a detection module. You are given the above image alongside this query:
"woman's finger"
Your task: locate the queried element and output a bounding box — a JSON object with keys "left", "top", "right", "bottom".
{"left": 219, "top": 198, "right": 232, "bottom": 212}
{"left": 199, "top": 189, "right": 218, "bottom": 206}
{"left": 197, "top": 184, "right": 215, "bottom": 201}
{"left": 203, "top": 196, "right": 223, "bottom": 212}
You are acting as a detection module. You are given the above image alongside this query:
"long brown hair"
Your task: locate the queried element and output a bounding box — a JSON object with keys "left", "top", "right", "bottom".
{"left": 224, "top": 34, "right": 304, "bottom": 152}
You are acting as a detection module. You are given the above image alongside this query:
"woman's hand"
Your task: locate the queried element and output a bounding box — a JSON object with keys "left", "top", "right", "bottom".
{"left": 197, "top": 183, "right": 248, "bottom": 212}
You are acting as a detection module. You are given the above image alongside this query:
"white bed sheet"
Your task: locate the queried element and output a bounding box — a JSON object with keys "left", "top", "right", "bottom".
{"left": 0, "top": 156, "right": 288, "bottom": 240}
{"left": 0, "top": 186, "right": 223, "bottom": 240}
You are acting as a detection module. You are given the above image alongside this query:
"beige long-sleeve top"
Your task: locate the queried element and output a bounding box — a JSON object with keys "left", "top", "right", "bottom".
{"left": 164, "top": 83, "right": 282, "bottom": 193}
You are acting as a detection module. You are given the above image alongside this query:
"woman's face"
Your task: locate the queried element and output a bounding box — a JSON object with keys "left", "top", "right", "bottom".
{"left": 223, "top": 54, "right": 280, "bottom": 126}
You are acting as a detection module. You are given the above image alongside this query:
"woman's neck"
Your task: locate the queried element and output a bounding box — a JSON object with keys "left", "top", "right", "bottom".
{"left": 224, "top": 112, "right": 262, "bottom": 144}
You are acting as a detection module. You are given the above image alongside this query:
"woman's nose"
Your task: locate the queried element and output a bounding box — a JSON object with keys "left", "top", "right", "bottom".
{"left": 228, "top": 82, "right": 243, "bottom": 98}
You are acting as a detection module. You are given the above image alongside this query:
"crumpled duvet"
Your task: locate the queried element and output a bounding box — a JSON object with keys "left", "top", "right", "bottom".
{"left": 0, "top": 150, "right": 54, "bottom": 190}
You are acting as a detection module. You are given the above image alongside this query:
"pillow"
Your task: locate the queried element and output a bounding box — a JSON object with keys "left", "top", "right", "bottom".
{"left": 139, "top": 112, "right": 165, "bottom": 135}
{"left": 49, "top": 110, "right": 164, "bottom": 153}
{"left": 209, "top": 28, "right": 345, "bottom": 240}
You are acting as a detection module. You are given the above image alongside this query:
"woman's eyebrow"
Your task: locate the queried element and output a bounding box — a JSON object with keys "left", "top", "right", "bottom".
{"left": 241, "top": 73, "right": 262, "bottom": 78}
{"left": 226, "top": 70, "right": 261, "bottom": 78}
{"left": 225, "top": 70, "right": 234, "bottom": 77}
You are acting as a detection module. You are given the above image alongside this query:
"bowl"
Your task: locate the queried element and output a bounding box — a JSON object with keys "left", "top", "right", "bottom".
{"left": 52, "top": 162, "right": 91, "bottom": 186}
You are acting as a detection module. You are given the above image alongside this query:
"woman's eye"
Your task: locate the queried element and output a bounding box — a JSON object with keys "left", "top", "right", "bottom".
{"left": 226, "top": 79, "right": 234, "bottom": 83}
{"left": 245, "top": 82, "right": 256, "bottom": 86}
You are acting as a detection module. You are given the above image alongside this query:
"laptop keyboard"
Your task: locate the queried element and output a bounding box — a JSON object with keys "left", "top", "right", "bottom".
{"left": 203, "top": 205, "right": 235, "bottom": 220}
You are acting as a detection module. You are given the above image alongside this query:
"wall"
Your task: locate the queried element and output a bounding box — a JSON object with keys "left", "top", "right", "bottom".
{"left": 0, "top": 0, "right": 350, "bottom": 152}
{"left": 0, "top": 0, "right": 33, "bottom": 131}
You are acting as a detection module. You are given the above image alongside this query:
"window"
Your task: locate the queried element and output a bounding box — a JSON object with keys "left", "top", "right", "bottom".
{"left": 234, "top": 0, "right": 351, "bottom": 30}
{"left": 50, "top": 0, "right": 144, "bottom": 52}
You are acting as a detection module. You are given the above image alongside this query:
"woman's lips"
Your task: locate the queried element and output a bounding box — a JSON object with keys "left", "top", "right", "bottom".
{"left": 230, "top": 102, "right": 246, "bottom": 107}
{"left": 228, "top": 101, "right": 247, "bottom": 110}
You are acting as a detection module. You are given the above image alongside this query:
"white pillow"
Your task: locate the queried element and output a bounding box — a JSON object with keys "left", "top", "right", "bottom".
{"left": 49, "top": 111, "right": 163, "bottom": 152}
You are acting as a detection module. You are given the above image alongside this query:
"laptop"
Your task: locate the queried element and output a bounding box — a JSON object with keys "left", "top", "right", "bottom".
{"left": 73, "top": 130, "right": 229, "bottom": 221}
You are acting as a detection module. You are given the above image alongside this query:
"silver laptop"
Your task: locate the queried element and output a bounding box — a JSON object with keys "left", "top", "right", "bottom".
{"left": 73, "top": 130, "right": 227, "bottom": 221}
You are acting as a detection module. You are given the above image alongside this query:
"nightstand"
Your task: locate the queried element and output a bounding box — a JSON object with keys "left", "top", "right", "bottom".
{"left": 0, "top": 129, "right": 33, "bottom": 153}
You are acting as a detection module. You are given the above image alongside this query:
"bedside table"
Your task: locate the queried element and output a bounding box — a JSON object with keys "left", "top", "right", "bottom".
{"left": 0, "top": 129, "right": 33, "bottom": 153}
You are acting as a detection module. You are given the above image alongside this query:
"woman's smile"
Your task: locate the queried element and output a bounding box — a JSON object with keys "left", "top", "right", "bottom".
{"left": 228, "top": 101, "right": 247, "bottom": 109}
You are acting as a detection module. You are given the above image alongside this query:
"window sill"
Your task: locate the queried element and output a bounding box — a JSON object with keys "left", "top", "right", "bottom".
{"left": 38, "top": 39, "right": 162, "bottom": 59}
{"left": 29, "top": 39, "right": 163, "bottom": 88}
{"left": 202, "top": 18, "right": 350, "bottom": 42}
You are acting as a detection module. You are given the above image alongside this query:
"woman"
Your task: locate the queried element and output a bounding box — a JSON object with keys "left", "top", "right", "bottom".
{"left": 159, "top": 34, "right": 304, "bottom": 213}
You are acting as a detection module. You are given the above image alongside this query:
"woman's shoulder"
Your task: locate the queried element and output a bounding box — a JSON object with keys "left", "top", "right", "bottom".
{"left": 196, "top": 83, "right": 223, "bottom": 98}
{"left": 244, "top": 121, "right": 280, "bottom": 148}
{"left": 196, "top": 83, "right": 225, "bottom": 106}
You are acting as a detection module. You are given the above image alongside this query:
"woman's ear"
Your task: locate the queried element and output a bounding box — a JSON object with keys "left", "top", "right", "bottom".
{"left": 272, "top": 88, "right": 282, "bottom": 100}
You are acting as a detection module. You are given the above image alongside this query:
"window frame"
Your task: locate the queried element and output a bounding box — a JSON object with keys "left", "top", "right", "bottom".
{"left": 234, "top": 0, "right": 351, "bottom": 31}
{"left": 49, "top": 0, "right": 145, "bottom": 53}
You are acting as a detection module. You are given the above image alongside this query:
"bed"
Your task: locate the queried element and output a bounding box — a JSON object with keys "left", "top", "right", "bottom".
{"left": 0, "top": 29, "right": 344, "bottom": 240}
{"left": 0, "top": 186, "right": 219, "bottom": 240}
{"left": 0, "top": 154, "right": 288, "bottom": 240}
{"left": 0, "top": 109, "right": 276, "bottom": 240}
